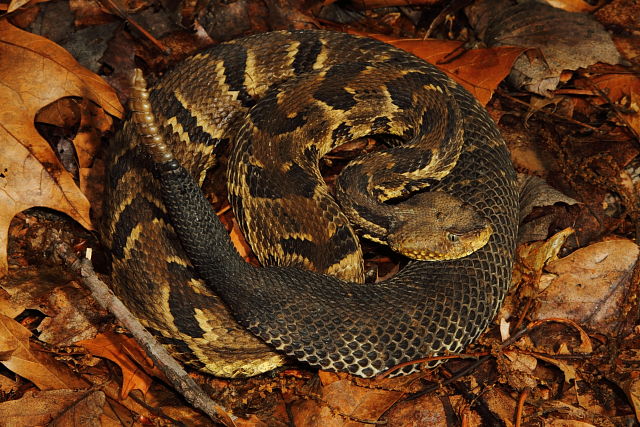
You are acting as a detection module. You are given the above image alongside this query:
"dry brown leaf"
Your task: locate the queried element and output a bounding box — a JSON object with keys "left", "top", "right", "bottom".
{"left": 73, "top": 100, "right": 112, "bottom": 216}
{"left": 69, "top": 0, "right": 119, "bottom": 27}
{"left": 501, "top": 350, "right": 539, "bottom": 391}
{"left": 230, "top": 218, "right": 252, "bottom": 261}
{"left": 529, "top": 318, "right": 593, "bottom": 355}
{"left": 50, "top": 389, "right": 105, "bottom": 426}
{"left": 504, "top": 350, "right": 537, "bottom": 372}
{"left": 0, "top": 267, "right": 101, "bottom": 346}
{"left": 65, "top": 99, "right": 113, "bottom": 169}
{"left": 36, "top": 97, "right": 82, "bottom": 128}
{"left": 534, "top": 353, "right": 577, "bottom": 383}
{"left": 517, "top": 175, "right": 578, "bottom": 243}
{"left": 0, "top": 389, "right": 104, "bottom": 427}
{"left": 77, "top": 332, "right": 154, "bottom": 399}
{"left": 234, "top": 414, "right": 269, "bottom": 427}
{"left": 545, "top": 0, "right": 600, "bottom": 12}
{"left": 36, "top": 283, "right": 100, "bottom": 346}
{"left": 594, "top": 0, "right": 640, "bottom": 33}
{"left": 290, "top": 374, "right": 404, "bottom": 426}
{"left": 588, "top": 73, "right": 640, "bottom": 138}
{"left": 0, "top": 313, "right": 87, "bottom": 390}
{"left": 587, "top": 71, "right": 640, "bottom": 100}
{"left": 141, "top": 377, "right": 225, "bottom": 425}
{"left": 539, "top": 401, "right": 615, "bottom": 427}
{"left": 386, "top": 393, "right": 483, "bottom": 426}
{"left": 621, "top": 377, "right": 640, "bottom": 421}
{"left": 0, "top": 287, "right": 23, "bottom": 319}
{"left": 533, "top": 239, "right": 639, "bottom": 334}
{"left": 0, "top": 371, "right": 18, "bottom": 394}
{"left": 549, "top": 421, "right": 598, "bottom": 427}
{"left": 98, "top": 380, "right": 159, "bottom": 425}
{"left": 384, "top": 394, "right": 449, "bottom": 426}
{"left": 482, "top": 388, "right": 518, "bottom": 427}
{"left": 467, "top": 0, "right": 621, "bottom": 95}
{"left": 158, "top": 405, "right": 216, "bottom": 427}
{"left": 7, "top": 0, "right": 35, "bottom": 12}
{"left": 0, "top": 20, "right": 123, "bottom": 276}
{"left": 360, "top": 34, "right": 524, "bottom": 106}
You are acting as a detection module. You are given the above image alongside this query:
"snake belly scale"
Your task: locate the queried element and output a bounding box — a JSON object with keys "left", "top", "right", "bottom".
{"left": 102, "top": 30, "right": 518, "bottom": 378}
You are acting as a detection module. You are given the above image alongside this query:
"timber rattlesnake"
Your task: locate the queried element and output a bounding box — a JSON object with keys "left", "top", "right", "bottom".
{"left": 102, "top": 30, "right": 518, "bottom": 378}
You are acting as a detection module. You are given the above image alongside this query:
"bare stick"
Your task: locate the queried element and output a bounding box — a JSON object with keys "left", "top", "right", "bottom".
{"left": 54, "top": 243, "right": 237, "bottom": 426}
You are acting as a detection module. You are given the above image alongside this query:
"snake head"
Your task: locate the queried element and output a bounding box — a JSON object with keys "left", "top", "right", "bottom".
{"left": 387, "top": 191, "right": 493, "bottom": 261}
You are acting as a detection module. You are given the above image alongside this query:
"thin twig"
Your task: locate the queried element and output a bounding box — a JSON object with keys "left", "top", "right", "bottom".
{"left": 497, "top": 89, "right": 601, "bottom": 132}
{"left": 514, "top": 387, "right": 531, "bottom": 427}
{"left": 54, "top": 242, "right": 237, "bottom": 426}
{"left": 376, "top": 352, "right": 490, "bottom": 379}
{"left": 512, "top": 297, "right": 533, "bottom": 332}
{"left": 97, "top": 0, "right": 170, "bottom": 55}
{"left": 403, "top": 327, "right": 533, "bottom": 401}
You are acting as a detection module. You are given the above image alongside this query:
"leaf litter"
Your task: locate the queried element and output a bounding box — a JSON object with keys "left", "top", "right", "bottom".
{"left": 0, "top": 0, "right": 639, "bottom": 425}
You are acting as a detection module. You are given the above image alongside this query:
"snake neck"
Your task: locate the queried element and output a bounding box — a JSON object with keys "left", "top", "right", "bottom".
{"left": 333, "top": 139, "right": 465, "bottom": 246}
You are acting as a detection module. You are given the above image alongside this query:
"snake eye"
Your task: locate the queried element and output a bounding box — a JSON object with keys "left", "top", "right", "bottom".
{"left": 447, "top": 233, "right": 459, "bottom": 242}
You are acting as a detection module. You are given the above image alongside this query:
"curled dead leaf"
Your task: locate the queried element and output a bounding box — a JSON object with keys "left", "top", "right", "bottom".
{"left": 517, "top": 175, "right": 579, "bottom": 243}
{"left": 467, "top": 0, "right": 621, "bottom": 95}
{"left": 514, "top": 227, "right": 575, "bottom": 288}
{"left": 0, "top": 314, "right": 87, "bottom": 390}
{"left": 527, "top": 318, "right": 593, "bottom": 354}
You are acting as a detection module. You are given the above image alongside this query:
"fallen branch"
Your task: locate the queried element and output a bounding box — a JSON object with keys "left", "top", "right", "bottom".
{"left": 54, "top": 242, "right": 237, "bottom": 426}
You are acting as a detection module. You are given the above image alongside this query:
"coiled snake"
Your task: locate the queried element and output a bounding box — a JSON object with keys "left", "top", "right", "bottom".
{"left": 102, "top": 30, "right": 518, "bottom": 378}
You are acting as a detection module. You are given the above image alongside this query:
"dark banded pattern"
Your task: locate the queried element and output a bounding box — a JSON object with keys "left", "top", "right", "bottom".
{"left": 103, "top": 30, "right": 517, "bottom": 378}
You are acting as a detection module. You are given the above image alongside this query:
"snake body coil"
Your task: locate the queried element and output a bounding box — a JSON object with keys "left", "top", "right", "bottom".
{"left": 103, "top": 30, "right": 518, "bottom": 378}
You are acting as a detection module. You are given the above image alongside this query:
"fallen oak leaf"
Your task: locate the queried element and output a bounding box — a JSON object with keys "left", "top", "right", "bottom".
{"left": 72, "top": 99, "right": 114, "bottom": 168}
{"left": 0, "top": 20, "right": 123, "bottom": 276}
{"left": 545, "top": 0, "right": 600, "bottom": 12}
{"left": 466, "top": 0, "right": 621, "bottom": 96}
{"left": 73, "top": 99, "right": 114, "bottom": 217}
{"left": 534, "top": 353, "right": 577, "bottom": 384}
{"left": 35, "top": 98, "right": 113, "bottom": 170}
{"left": 78, "top": 332, "right": 154, "bottom": 399}
{"left": 516, "top": 175, "right": 579, "bottom": 243}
